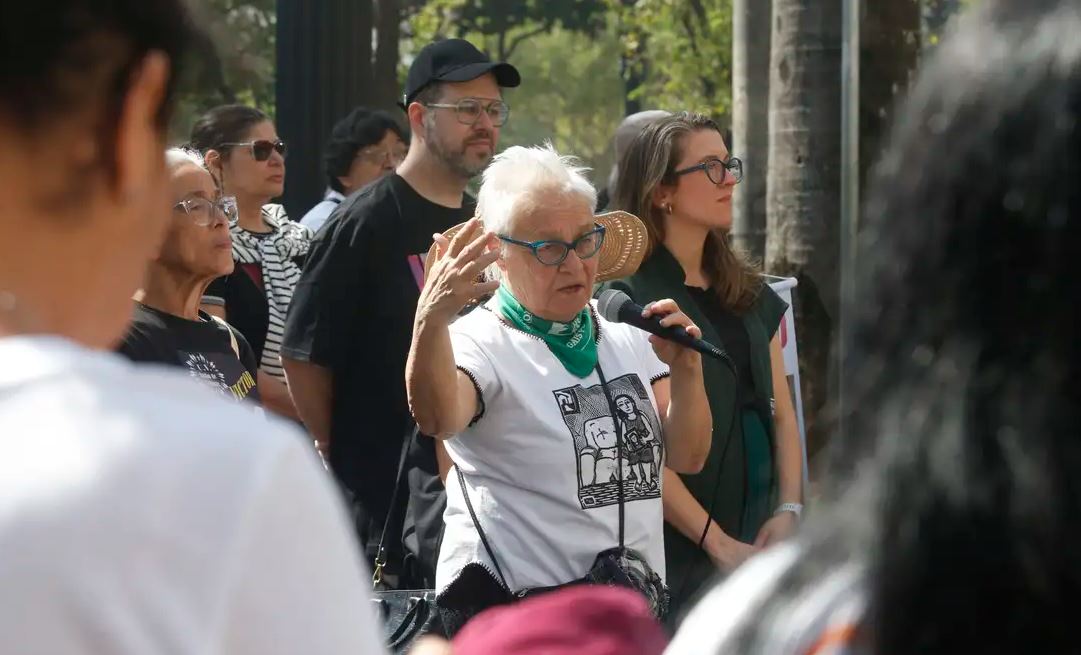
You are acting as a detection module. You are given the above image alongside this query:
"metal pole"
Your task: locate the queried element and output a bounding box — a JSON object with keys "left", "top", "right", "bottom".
{"left": 837, "top": 0, "right": 860, "bottom": 443}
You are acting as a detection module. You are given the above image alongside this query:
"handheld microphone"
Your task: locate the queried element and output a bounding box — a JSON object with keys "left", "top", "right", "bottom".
{"left": 597, "top": 289, "right": 729, "bottom": 361}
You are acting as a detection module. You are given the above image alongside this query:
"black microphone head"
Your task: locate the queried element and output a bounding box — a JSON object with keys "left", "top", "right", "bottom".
{"left": 597, "top": 289, "right": 633, "bottom": 323}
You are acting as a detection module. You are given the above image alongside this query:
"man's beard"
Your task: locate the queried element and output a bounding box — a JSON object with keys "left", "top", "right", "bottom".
{"left": 426, "top": 122, "right": 494, "bottom": 179}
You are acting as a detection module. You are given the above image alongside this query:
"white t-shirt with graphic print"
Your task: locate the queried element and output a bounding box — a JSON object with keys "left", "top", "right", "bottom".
{"left": 437, "top": 299, "right": 671, "bottom": 593}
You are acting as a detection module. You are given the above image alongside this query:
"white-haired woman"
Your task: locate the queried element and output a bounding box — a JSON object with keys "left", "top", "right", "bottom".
{"left": 406, "top": 144, "right": 712, "bottom": 632}
{"left": 117, "top": 148, "right": 260, "bottom": 406}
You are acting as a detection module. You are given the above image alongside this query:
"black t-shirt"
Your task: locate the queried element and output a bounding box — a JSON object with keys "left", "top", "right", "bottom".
{"left": 282, "top": 174, "right": 472, "bottom": 533}
{"left": 117, "top": 302, "right": 261, "bottom": 405}
{"left": 684, "top": 285, "right": 757, "bottom": 408}
{"left": 206, "top": 263, "right": 267, "bottom": 364}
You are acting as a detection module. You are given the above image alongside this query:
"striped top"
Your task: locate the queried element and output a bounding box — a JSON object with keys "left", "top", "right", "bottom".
{"left": 228, "top": 205, "right": 312, "bottom": 380}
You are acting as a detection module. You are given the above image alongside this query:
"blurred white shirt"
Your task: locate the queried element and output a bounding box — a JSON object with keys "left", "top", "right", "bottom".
{"left": 0, "top": 336, "right": 386, "bottom": 655}
{"left": 299, "top": 189, "right": 346, "bottom": 233}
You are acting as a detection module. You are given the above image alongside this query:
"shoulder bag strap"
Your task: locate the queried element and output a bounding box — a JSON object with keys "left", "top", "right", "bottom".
{"left": 373, "top": 423, "right": 418, "bottom": 588}
{"left": 209, "top": 315, "right": 241, "bottom": 359}
{"left": 455, "top": 465, "right": 510, "bottom": 590}
{"left": 452, "top": 360, "right": 626, "bottom": 589}
{"left": 594, "top": 362, "right": 625, "bottom": 550}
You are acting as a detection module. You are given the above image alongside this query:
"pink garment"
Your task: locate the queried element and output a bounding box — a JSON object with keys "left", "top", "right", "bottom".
{"left": 452, "top": 585, "right": 668, "bottom": 655}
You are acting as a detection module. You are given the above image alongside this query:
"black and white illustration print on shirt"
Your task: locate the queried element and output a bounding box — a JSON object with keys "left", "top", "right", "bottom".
{"left": 554, "top": 372, "right": 664, "bottom": 510}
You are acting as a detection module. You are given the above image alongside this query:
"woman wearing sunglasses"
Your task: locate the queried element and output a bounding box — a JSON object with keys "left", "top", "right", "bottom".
{"left": 407, "top": 144, "right": 712, "bottom": 633}
{"left": 190, "top": 104, "right": 312, "bottom": 419}
{"left": 118, "top": 149, "right": 260, "bottom": 407}
{"left": 605, "top": 112, "right": 804, "bottom": 625}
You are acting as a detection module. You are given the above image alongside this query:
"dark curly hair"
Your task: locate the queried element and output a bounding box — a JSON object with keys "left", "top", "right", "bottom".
{"left": 323, "top": 107, "right": 406, "bottom": 193}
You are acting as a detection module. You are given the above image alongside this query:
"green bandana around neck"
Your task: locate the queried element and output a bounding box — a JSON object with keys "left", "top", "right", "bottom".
{"left": 494, "top": 285, "right": 597, "bottom": 378}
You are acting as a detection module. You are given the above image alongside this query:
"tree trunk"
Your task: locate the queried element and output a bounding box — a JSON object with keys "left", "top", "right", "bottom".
{"left": 276, "top": 0, "right": 374, "bottom": 217}
{"left": 861, "top": 0, "right": 920, "bottom": 192}
{"left": 618, "top": 0, "right": 646, "bottom": 116}
{"left": 374, "top": 0, "right": 401, "bottom": 111}
{"left": 731, "top": 0, "right": 771, "bottom": 261}
{"left": 766, "top": 0, "right": 842, "bottom": 461}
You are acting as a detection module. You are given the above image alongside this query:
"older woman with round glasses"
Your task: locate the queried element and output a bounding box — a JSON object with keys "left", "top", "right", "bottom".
{"left": 118, "top": 149, "right": 261, "bottom": 407}
{"left": 406, "top": 144, "right": 712, "bottom": 633}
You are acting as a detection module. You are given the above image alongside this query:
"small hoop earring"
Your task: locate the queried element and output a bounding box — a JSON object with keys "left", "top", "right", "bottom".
{"left": 664, "top": 203, "right": 673, "bottom": 214}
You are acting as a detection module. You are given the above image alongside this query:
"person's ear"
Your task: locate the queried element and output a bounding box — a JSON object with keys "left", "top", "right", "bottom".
{"left": 112, "top": 51, "right": 170, "bottom": 202}
{"left": 407, "top": 102, "right": 427, "bottom": 138}
{"left": 204, "top": 149, "right": 225, "bottom": 188}
{"left": 204, "top": 149, "right": 222, "bottom": 174}
{"left": 650, "top": 183, "right": 674, "bottom": 213}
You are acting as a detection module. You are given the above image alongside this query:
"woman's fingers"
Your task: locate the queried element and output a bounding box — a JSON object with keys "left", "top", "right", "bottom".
{"left": 447, "top": 217, "right": 482, "bottom": 258}
{"left": 642, "top": 298, "right": 680, "bottom": 318}
{"left": 457, "top": 227, "right": 497, "bottom": 264}
{"left": 646, "top": 299, "right": 700, "bottom": 336}
{"left": 658, "top": 311, "right": 693, "bottom": 329}
{"left": 431, "top": 233, "right": 451, "bottom": 259}
{"left": 461, "top": 247, "right": 501, "bottom": 279}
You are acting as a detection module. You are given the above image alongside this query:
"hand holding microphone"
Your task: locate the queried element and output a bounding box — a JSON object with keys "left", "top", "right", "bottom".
{"left": 597, "top": 289, "right": 730, "bottom": 365}
{"left": 597, "top": 289, "right": 715, "bottom": 369}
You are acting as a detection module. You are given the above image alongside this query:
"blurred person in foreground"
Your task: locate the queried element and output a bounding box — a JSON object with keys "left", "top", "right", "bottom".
{"left": 667, "top": 0, "right": 1081, "bottom": 653}
{"left": 191, "top": 104, "right": 310, "bottom": 420}
{"left": 300, "top": 107, "right": 408, "bottom": 233}
{"left": 118, "top": 148, "right": 261, "bottom": 407}
{"left": 0, "top": 2, "right": 384, "bottom": 652}
{"left": 407, "top": 144, "right": 712, "bottom": 633}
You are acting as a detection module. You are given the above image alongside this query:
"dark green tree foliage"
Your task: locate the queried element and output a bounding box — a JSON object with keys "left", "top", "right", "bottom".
{"left": 417, "top": 0, "right": 607, "bottom": 60}
{"left": 172, "top": 0, "right": 276, "bottom": 140}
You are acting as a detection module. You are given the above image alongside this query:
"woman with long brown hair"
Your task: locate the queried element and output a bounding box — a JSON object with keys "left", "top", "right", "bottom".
{"left": 603, "top": 111, "right": 803, "bottom": 624}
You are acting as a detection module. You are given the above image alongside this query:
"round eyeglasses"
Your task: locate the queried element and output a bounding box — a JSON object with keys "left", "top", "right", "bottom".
{"left": 424, "top": 98, "right": 511, "bottom": 127}
{"left": 356, "top": 146, "right": 408, "bottom": 167}
{"left": 672, "top": 156, "right": 744, "bottom": 185}
{"left": 498, "top": 224, "right": 606, "bottom": 266}
{"left": 173, "top": 195, "right": 237, "bottom": 226}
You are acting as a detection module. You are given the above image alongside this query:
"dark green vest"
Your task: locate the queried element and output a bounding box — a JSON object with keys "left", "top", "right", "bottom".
{"left": 598, "top": 245, "right": 787, "bottom": 616}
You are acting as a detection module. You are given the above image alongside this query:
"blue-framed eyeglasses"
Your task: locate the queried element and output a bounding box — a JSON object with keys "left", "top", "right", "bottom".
{"left": 498, "top": 224, "right": 606, "bottom": 266}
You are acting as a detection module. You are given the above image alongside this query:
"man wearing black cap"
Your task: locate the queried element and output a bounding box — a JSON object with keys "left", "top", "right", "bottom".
{"left": 282, "top": 39, "right": 520, "bottom": 586}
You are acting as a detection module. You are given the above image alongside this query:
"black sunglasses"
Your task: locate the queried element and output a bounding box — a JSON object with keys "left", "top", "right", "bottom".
{"left": 221, "top": 139, "right": 287, "bottom": 162}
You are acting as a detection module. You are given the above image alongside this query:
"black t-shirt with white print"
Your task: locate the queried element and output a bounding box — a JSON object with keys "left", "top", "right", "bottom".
{"left": 282, "top": 173, "right": 472, "bottom": 558}
{"left": 117, "top": 302, "right": 261, "bottom": 405}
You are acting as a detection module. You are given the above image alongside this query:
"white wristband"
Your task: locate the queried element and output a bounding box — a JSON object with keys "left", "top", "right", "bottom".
{"left": 774, "top": 502, "right": 803, "bottom": 520}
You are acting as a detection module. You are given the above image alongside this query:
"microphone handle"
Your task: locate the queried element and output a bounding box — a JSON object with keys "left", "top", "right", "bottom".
{"left": 620, "top": 309, "right": 729, "bottom": 361}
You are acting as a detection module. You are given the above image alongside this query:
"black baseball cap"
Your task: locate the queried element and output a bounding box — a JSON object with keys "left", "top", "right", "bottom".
{"left": 401, "top": 38, "right": 521, "bottom": 109}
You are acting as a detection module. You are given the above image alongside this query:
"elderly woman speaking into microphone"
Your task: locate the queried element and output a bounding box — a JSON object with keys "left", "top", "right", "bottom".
{"left": 406, "top": 144, "right": 711, "bottom": 632}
